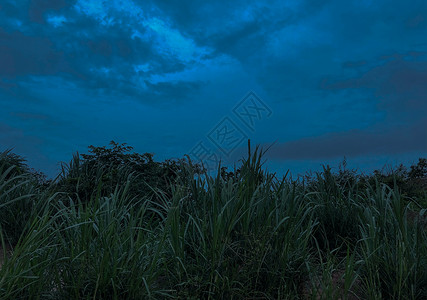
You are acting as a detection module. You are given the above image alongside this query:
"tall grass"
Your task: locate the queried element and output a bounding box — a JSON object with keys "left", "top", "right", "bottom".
{"left": 0, "top": 146, "right": 426, "bottom": 299}
{"left": 0, "top": 151, "right": 39, "bottom": 245}
{"left": 358, "top": 182, "right": 427, "bottom": 299}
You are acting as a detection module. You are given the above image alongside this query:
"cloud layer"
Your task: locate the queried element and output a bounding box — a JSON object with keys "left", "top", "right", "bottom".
{"left": 0, "top": 0, "right": 426, "bottom": 176}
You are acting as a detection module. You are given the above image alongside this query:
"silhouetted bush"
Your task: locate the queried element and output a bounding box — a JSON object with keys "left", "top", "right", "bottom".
{"left": 56, "top": 141, "right": 204, "bottom": 207}
{"left": 360, "top": 158, "right": 427, "bottom": 208}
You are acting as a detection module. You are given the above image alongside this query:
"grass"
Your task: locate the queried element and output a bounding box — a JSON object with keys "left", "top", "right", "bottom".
{"left": 0, "top": 146, "right": 426, "bottom": 299}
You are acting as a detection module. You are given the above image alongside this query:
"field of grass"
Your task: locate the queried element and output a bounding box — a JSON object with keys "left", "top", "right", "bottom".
{"left": 0, "top": 144, "right": 426, "bottom": 299}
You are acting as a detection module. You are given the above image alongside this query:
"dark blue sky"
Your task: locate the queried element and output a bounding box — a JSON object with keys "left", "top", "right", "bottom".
{"left": 1, "top": 0, "right": 426, "bottom": 178}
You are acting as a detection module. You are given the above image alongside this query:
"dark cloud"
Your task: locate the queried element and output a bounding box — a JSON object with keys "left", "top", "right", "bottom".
{"left": 0, "top": 8, "right": 198, "bottom": 102}
{"left": 28, "top": 0, "right": 70, "bottom": 23}
{"left": 342, "top": 60, "right": 368, "bottom": 69}
{"left": 142, "top": 80, "right": 204, "bottom": 105}
{"left": 281, "top": 50, "right": 427, "bottom": 161}
{"left": 208, "top": 20, "right": 268, "bottom": 62}
{"left": 0, "top": 29, "right": 73, "bottom": 77}
{"left": 268, "top": 119, "right": 427, "bottom": 160}
{"left": 0, "top": 2, "right": 27, "bottom": 23}
{"left": 0, "top": 79, "right": 18, "bottom": 90}
{"left": 319, "top": 52, "right": 427, "bottom": 119}
{"left": 1, "top": 0, "right": 427, "bottom": 176}
{"left": 85, "top": 39, "right": 113, "bottom": 57}
{"left": 405, "top": 10, "right": 427, "bottom": 30}
{"left": 144, "top": 0, "right": 300, "bottom": 64}
{"left": 10, "top": 112, "right": 49, "bottom": 121}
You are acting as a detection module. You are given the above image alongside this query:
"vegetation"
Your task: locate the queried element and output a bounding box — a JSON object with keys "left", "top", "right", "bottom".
{"left": 0, "top": 142, "right": 426, "bottom": 299}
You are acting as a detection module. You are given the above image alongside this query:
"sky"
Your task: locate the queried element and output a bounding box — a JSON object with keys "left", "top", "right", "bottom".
{"left": 0, "top": 0, "right": 426, "bottom": 178}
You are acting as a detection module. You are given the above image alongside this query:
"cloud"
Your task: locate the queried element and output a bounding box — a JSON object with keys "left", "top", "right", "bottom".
{"left": 10, "top": 112, "right": 49, "bottom": 121}
{"left": 267, "top": 51, "right": 427, "bottom": 161}
{"left": 268, "top": 119, "right": 427, "bottom": 160}
{"left": 319, "top": 52, "right": 427, "bottom": 120}
{"left": 74, "top": 0, "right": 212, "bottom": 63}
{"left": 1, "top": 0, "right": 427, "bottom": 176}
{"left": 29, "top": 0, "right": 71, "bottom": 23}
{"left": 0, "top": 29, "right": 73, "bottom": 78}
{"left": 0, "top": 0, "right": 225, "bottom": 105}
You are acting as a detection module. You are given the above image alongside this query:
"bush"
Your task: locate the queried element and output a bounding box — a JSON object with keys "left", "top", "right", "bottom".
{"left": 56, "top": 141, "right": 204, "bottom": 207}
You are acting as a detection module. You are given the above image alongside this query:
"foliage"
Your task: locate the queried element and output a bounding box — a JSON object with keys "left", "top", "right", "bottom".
{"left": 56, "top": 141, "right": 203, "bottom": 207}
{"left": 0, "top": 150, "right": 48, "bottom": 245}
{"left": 0, "top": 144, "right": 426, "bottom": 299}
{"left": 362, "top": 158, "right": 427, "bottom": 208}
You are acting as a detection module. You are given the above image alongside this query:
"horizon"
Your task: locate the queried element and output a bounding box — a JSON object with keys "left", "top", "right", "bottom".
{"left": 1, "top": 0, "right": 426, "bottom": 178}
{"left": 2, "top": 141, "right": 426, "bottom": 182}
